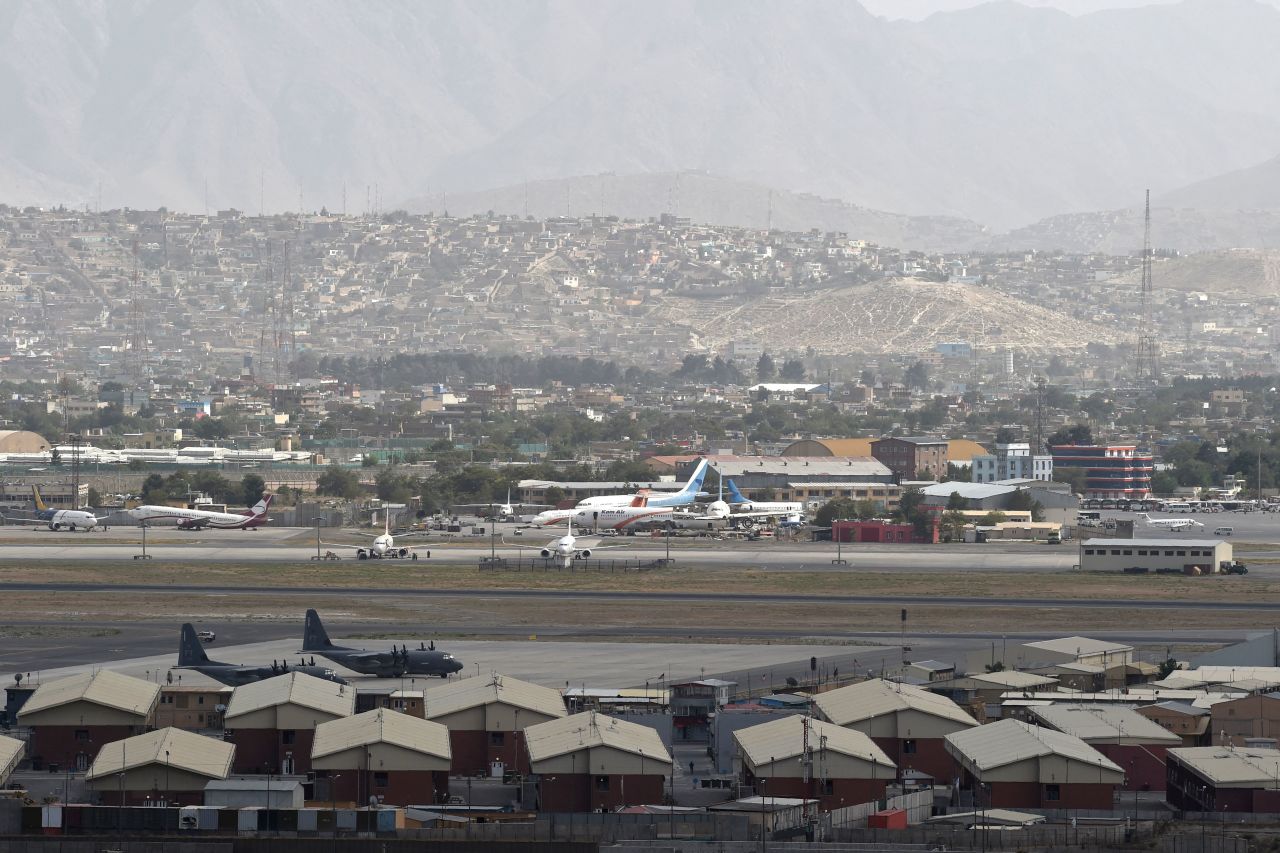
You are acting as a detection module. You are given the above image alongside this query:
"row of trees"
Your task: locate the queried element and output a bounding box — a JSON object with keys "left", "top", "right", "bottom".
{"left": 139, "top": 471, "right": 266, "bottom": 508}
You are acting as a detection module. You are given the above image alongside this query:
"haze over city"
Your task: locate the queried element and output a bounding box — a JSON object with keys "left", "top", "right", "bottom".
{"left": 3, "top": 2, "right": 1280, "bottom": 849}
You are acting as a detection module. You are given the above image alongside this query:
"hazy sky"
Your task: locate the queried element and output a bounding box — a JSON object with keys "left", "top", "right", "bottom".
{"left": 859, "top": 0, "right": 1274, "bottom": 20}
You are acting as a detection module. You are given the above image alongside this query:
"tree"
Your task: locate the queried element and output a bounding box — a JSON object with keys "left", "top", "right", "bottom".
{"left": 49, "top": 448, "right": 62, "bottom": 466}
{"left": 994, "top": 427, "right": 1020, "bottom": 445}
{"left": 945, "top": 462, "right": 971, "bottom": 482}
{"left": 86, "top": 486, "right": 101, "bottom": 508}
{"left": 1053, "top": 466, "right": 1088, "bottom": 495}
{"left": 316, "top": 465, "right": 362, "bottom": 499}
{"left": 779, "top": 359, "right": 807, "bottom": 382}
{"left": 979, "top": 510, "right": 1008, "bottom": 527}
{"left": 240, "top": 474, "right": 266, "bottom": 507}
{"left": 814, "top": 497, "right": 861, "bottom": 527}
{"left": 375, "top": 468, "right": 416, "bottom": 503}
{"left": 904, "top": 361, "right": 929, "bottom": 390}
{"left": 1150, "top": 471, "right": 1179, "bottom": 497}
{"left": 1045, "top": 423, "right": 1092, "bottom": 453}
{"left": 543, "top": 486, "right": 567, "bottom": 507}
{"left": 140, "top": 474, "right": 166, "bottom": 503}
{"left": 852, "top": 498, "right": 882, "bottom": 520}
{"left": 756, "top": 353, "right": 777, "bottom": 383}
{"left": 946, "top": 490, "right": 968, "bottom": 511}
{"left": 604, "top": 459, "right": 655, "bottom": 482}
{"left": 940, "top": 509, "right": 969, "bottom": 541}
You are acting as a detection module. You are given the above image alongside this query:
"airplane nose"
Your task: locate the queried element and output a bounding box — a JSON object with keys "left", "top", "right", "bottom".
{"left": 450, "top": 661, "right": 464, "bottom": 672}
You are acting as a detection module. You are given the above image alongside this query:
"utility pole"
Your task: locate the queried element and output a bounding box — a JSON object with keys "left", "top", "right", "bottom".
{"left": 1134, "top": 190, "right": 1161, "bottom": 384}
{"left": 1034, "top": 377, "right": 1046, "bottom": 454}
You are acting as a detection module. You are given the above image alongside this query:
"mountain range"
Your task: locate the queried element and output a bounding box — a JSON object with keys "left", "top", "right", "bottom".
{"left": 3, "top": 0, "right": 1280, "bottom": 237}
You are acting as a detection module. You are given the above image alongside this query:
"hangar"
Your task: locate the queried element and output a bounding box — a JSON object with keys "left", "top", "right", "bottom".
{"left": 0, "top": 430, "right": 51, "bottom": 453}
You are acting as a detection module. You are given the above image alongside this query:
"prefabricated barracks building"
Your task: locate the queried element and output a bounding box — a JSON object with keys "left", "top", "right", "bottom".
{"left": 1078, "top": 538, "right": 1232, "bottom": 573}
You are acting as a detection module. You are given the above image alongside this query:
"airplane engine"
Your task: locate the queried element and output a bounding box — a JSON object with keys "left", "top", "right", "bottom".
{"left": 357, "top": 549, "right": 369, "bottom": 560}
{"left": 48, "top": 523, "right": 59, "bottom": 531}
{"left": 539, "top": 548, "right": 553, "bottom": 558}
{"left": 578, "top": 548, "right": 592, "bottom": 559}
{"left": 396, "top": 548, "right": 409, "bottom": 558}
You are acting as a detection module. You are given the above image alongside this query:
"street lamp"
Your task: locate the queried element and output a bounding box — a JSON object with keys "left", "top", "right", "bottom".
{"left": 135, "top": 521, "right": 151, "bottom": 560}
{"left": 312, "top": 516, "right": 324, "bottom": 560}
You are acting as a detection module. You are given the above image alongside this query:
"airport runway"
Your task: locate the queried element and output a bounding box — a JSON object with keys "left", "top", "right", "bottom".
{"left": 2, "top": 579, "right": 1276, "bottom": 612}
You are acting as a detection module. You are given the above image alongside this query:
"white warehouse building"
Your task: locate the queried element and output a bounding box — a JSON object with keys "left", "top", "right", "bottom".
{"left": 1078, "top": 538, "right": 1233, "bottom": 574}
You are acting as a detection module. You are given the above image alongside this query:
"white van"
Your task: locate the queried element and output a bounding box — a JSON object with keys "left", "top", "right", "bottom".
{"left": 1214, "top": 526, "right": 1233, "bottom": 536}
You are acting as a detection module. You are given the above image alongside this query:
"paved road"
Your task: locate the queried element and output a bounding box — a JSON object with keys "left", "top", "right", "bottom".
{"left": 2, "top": 579, "right": 1274, "bottom": 611}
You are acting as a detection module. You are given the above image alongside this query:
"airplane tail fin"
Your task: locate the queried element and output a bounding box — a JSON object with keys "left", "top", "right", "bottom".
{"left": 32, "top": 485, "right": 47, "bottom": 513}
{"left": 680, "top": 459, "right": 709, "bottom": 497}
{"left": 726, "top": 479, "right": 748, "bottom": 504}
{"left": 303, "top": 609, "right": 334, "bottom": 650}
{"left": 629, "top": 494, "right": 648, "bottom": 508}
{"left": 178, "top": 623, "right": 211, "bottom": 666}
{"left": 250, "top": 494, "right": 273, "bottom": 516}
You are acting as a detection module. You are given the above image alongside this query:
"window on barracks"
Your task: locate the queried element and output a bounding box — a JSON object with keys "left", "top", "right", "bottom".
{"left": 74, "top": 729, "right": 90, "bottom": 741}
{"left": 1045, "top": 784, "right": 1061, "bottom": 801}
{"left": 374, "top": 772, "right": 389, "bottom": 788}
{"left": 595, "top": 775, "right": 610, "bottom": 792}
{"left": 902, "top": 739, "right": 917, "bottom": 754}
{"left": 281, "top": 730, "right": 297, "bottom": 745}
{"left": 489, "top": 731, "right": 505, "bottom": 747}
{"left": 821, "top": 779, "right": 835, "bottom": 795}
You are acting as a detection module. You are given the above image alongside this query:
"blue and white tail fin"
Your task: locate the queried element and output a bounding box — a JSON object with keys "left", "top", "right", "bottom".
{"left": 726, "top": 479, "right": 748, "bottom": 505}
{"left": 677, "top": 458, "right": 709, "bottom": 499}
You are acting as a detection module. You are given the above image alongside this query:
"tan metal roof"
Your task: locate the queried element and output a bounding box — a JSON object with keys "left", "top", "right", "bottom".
{"left": 18, "top": 670, "right": 160, "bottom": 719}
{"left": 426, "top": 673, "right": 566, "bottom": 721}
{"left": 734, "top": 715, "right": 895, "bottom": 769}
{"left": 524, "top": 711, "right": 672, "bottom": 765}
{"left": 1023, "top": 637, "right": 1134, "bottom": 658}
{"left": 1029, "top": 704, "right": 1181, "bottom": 746}
{"left": 312, "top": 708, "right": 451, "bottom": 761}
{"left": 86, "top": 727, "right": 233, "bottom": 781}
{"left": 0, "top": 734, "right": 23, "bottom": 783}
{"left": 944, "top": 719, "right": 1122, "bottom": 775}
{"left": 814, "top": 679, "right": 978, "bottom": 729}
{"left": 1169, "top": 747, "right": 1280, "bottom": 788}
{"left": 224, "top": 672, "right": 355, "bottom": 721}
{"left": 952, "top": 671, "right": 1059, "bottom": 690}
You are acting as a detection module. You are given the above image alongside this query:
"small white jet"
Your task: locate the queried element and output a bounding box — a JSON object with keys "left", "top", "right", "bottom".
{"left": 325, "top": 513, "right": 426, "bottom": 560}
{"left": 1138, "top": 513, "right": 1205, "bottom": 531}
{"left": 504, "top": 519, "right": 628, "bottom": 568}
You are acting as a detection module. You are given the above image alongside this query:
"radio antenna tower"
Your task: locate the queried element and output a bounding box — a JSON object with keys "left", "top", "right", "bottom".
{"left": 124, "top": 240, "right": 148, "bottom": 384}
{"left": 1134, "top": 190, "right": 1161, "bottom": 383}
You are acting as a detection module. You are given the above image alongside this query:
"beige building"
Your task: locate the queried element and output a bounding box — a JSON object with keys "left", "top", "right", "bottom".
{"left": 733, "top": 715, "right": 896, "bottom": 810}
{"left": 1014, "top": 636, "right": 1135, "bottom": 669}
{"left": 312, "top": 708, "right": 452, "bottom": 806}
{"left": 85, "top": 727, "right": 233, "bottom": 806}
{"left": 814, "top": 679, "right": 977, "bottom": 782}
{"left": 223, "top": 672, "right": 355, "bottom": 775}
{"left": 18, "top": 670, "right": 160, "bottom": 772}
{"left": 0, "top": 430, "right": 51, "bottom": 453}
{"left": 525, "top": 711, "right": 672, "bottom": 812}
{"left": 154, "top": 686, "right": 233, "bottom": 730}
{"left": 426, "top": 674, "right": 566, "bottom": 776}
{"left": 1210, "top": 694, "right": 1280, "bottom": 746}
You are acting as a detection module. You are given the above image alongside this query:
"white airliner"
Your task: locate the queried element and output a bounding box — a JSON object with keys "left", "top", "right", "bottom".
{"left": 573, "top": 502, "right": 673, "bottom": 532}
{"left": 128, "top": 495, "right": 273, "bottom": 530}
{"left": 325, "top": 513, "right": 425, "bottom": 559}
{"left": 1139, "top": 513, "right": 1205, "bottom": 531}
{"left": 726, "top": 480, "right": 804, "bottom": 522}
{"left": 3, "top": 486, "right": 106, "bottom": 531}
{"left": 504, "top": 519, "right": 628, "bottom": 568}
{"left": 575, "top": 459, "right": 710, "bottom": 509}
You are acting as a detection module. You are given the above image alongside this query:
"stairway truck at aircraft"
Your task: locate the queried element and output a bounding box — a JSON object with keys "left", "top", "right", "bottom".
{"left": 1138, "top": 513, "right": 1205, "bottom": 531}
{"left": 302, "top": 609, "right": 462, "bottom": 677}
{"left": 174, "top": 623, "right": 346, "bottom": 686}
{"left": 503, "top": 518, "right": 630, "bottom": 568}
{"left": 575, "top": 458, "right": 711, "bottom": 510}
{"left": 3, "top": 486, "right": 106, "bottom": 531}
{"left": 128, "top": 494, "right": 273, "bottom": 530}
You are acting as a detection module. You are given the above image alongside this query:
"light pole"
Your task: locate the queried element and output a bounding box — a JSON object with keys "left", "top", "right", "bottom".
{"left": 312, "top": 516, "right": 323, "bottom": 560}
{"left": 135, "top": 521, "right": 150, "bottom": 560}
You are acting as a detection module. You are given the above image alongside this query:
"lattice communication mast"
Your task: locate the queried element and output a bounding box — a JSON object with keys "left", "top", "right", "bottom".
{"left": 1134, "top": 190, "right": 1161, "bottom": 383}
{"left": 124, "top": 239, "right": 149, "bottom": 384}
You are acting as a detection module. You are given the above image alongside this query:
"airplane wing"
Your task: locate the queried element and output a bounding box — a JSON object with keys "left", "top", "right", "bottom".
{"left": 1, "top": 516, "right": 45, "bottom": 525}
{"left": 500, "top": 538, "right": 556, "bottom": 551}
{"left": 731, "top": 509, "right": 802, "bottom": 520}
{"left": 319, "top": 541, "right": 416, "bottom": 552}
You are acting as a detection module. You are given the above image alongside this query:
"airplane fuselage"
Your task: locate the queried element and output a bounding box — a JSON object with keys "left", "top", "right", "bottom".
{"left": 129, "top": 505, "right": 266, "bottom": 530}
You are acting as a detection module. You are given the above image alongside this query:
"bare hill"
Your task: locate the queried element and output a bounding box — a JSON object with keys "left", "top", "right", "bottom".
{"left": 647, "top": 278, "right": 1122, "bottom": 356}
{"left": 406, "top": 172, "right": 989, "bottom": 253}
{"left": 1109, "top": 250, "right": 1280, "bottom": 296}
{"left": 987, "top": 207, "right": 1280, "bottom": 254}
{"left": 1158, "top": 154, "right": 1280, "bottom": 211}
